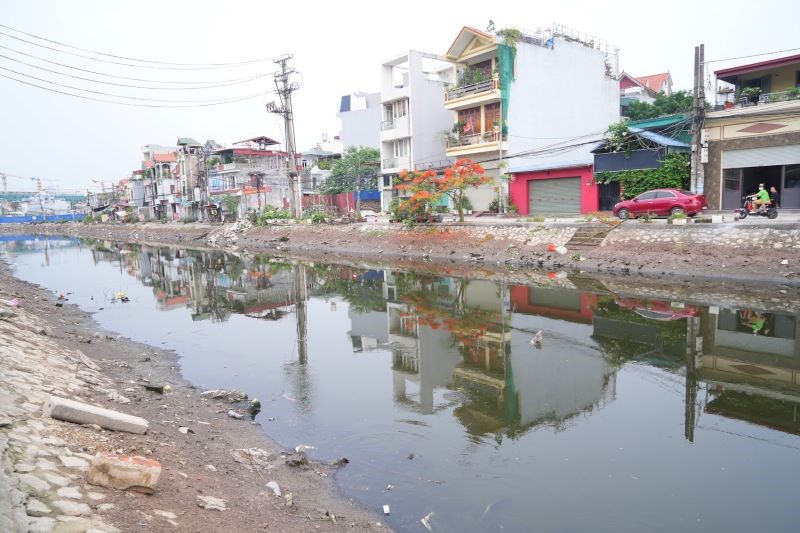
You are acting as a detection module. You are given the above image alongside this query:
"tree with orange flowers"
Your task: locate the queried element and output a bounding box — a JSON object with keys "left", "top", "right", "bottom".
{"left": 394, "top": 158, "right": 492, "bottom": 222}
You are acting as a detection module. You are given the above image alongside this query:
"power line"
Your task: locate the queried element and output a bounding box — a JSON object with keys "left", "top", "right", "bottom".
{"left": 0, "top": 72, "right": 262, "bottom": 107}
{"left": 0, "top": 52, "right": 271, "bottom": 90}
{"left": 0, "top": 26, "right": 271, "bottom": 69}
{"left": 0, "top": 64, "right": 263, "bottom": 103}
{"left": 705, "top": 47, "right": 800, "bottom": 65}
{"left": 0, "top": 44, "right": 271, "bottom": 84}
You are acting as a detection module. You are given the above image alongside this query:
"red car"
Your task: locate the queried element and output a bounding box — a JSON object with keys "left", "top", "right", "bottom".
{"left": 613, "top": 189, "right": 707, "bottom": 220}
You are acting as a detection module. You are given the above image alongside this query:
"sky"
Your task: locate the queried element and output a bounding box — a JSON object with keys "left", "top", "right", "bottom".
{"left": 1, "top": 0, "right": 799, "bottom": 193}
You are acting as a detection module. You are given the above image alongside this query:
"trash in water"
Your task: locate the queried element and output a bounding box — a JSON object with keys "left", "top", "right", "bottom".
{"left": 227, "top": 410, "right": 244, "bottom": 420}
{"left": 282, "top": 392, "right": 298, "bottom": 403}
{"left": 421, "top": 512, "right": 434, "bottom": 531}
{"left": 294, "top": 444, "right": 315, "bottom": 453}
{"left": 383, "top": 505, "right": 390, "bottom": 515}
{"left": 529, "top": 330, "right": 543, "bottom": 346}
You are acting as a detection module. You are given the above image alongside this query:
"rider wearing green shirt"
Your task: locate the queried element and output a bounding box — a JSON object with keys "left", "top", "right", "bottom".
{"left": 751, "top": 183, "right": 771, "bottom": 212}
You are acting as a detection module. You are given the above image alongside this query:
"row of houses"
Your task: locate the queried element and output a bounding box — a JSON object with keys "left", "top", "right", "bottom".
{"left": 337, "top": 24, "right": 685, "bottom": 215}
{"left": 105, "top": 24, "right": 800, "bottom": 218}
{"left": 337, "top": 24, "right": 800, "bottom": 213}
{"left": 99, "top": 134, "right": 343, "bottom": 221}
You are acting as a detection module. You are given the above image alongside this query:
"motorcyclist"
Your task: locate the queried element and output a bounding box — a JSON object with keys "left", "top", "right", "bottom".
{"left": 747, "top": 183, "right": 771, "bottom": 213}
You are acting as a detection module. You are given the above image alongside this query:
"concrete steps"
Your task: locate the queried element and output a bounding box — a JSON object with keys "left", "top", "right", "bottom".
{"left": 565, "top": 225, "right": 618, "bottom": 249}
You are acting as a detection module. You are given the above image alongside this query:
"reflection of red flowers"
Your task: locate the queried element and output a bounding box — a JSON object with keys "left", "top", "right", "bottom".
{"left": 547, "top": 272, "right": 557, "bottom": 279}
{"left": 547, "top": 244, "right": 557, "bottom": 252}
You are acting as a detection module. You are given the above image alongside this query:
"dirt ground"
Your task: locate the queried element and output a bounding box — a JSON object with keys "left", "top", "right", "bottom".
{"left": 0, "top": 260, "right": 387, "bottom": 532}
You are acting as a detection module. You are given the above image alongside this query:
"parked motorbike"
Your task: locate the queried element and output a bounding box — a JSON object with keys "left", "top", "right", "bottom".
{"left": 736, "top": 195, "right": 778, "bottom": 219}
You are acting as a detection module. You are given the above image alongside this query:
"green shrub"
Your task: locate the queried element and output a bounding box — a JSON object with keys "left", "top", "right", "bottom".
{"left": 256, "top": 207, "right": 291, "bottom": 225}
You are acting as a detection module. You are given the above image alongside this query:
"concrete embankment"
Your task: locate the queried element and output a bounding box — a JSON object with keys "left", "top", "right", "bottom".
{"left": 1, "top": 219, "right": 799, "bottom": 284}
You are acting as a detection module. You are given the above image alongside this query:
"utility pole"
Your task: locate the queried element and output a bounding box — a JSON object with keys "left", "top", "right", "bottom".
{"left": 691, "top": 44, "right": 706, "bottom": 194}
{"left": 268, "top": 55, "right": 302, "bottom": 218}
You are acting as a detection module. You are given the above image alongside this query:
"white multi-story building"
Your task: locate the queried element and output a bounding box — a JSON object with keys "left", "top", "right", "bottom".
{"left": 442, "top": 25, "right": 620, "bottom": 215}
{"left": 378, "top": 50, "right": 453, "bottom": 212}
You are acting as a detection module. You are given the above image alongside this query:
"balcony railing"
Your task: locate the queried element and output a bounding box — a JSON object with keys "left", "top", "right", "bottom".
{"left": 717, "top": 89, "right": 800, "bottom": 110}
{"left": 446, "top": 131, "right": 504, "bottom": 148}
{"left": 382, "top": 158, "right": 397, "bottom": 168}
{"left": 445, "top": 78, "right": 499, "bottom": 101}
{"left": 381, "top": 120, "right": 394, "bottom": 131}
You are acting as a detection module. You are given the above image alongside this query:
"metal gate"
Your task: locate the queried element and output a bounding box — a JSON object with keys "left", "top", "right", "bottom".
{"left": 598, "top": 181, "right": 620, "bottom": 211}
{"left": 528, "top": 177, "right": 581, "bottom": 215}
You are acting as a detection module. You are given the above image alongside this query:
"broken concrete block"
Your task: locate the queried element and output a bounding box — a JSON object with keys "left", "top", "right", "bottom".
{"left": 44, "top": 396, "right": 148, "bottom": 434}
{"left": 88, "top": 453, "right": 162, "bottom": 490}
{"left": 197, "top": 495, "right": 227, "bottom": 511}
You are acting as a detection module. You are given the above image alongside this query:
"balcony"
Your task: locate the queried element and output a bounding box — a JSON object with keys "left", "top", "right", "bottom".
{"left": 444, "top": 78, "right": 500, "bottom": 111}
{"left": 382, "top": 156, "right": 410, "bottom": 173}
{"left": 380, "top": 115, "right": 409, "bottom": 142}
{"left": 445, "top": 131, "right": 508, "bottom": 157}
{"left": 711, "top": 89, "right": 800, "bottom": 116}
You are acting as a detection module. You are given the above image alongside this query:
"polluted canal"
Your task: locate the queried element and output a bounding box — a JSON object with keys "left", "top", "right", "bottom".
{"left": 3, "top": 235, "right": 800, "bottom": 532}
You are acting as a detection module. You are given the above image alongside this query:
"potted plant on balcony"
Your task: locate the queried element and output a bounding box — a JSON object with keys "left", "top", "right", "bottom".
{"left": 739, "top": 86, "right": 761, "bottom": 105}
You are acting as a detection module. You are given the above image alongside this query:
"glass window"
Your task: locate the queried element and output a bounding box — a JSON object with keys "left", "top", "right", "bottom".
{"left": 786, "top": 165, "right": 800, "bottom": 188}
{"left": 457, "top": 107, "right": 481, "bottom": 135}
{"left": 656, "top": 191, "right": 676, "bottom": 198}
{"left": 637, "top": 191, "right": 657, "bottom": 200}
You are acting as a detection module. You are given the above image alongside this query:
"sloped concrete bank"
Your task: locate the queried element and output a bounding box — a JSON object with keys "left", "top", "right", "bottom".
{"left": 0, "top": 261, "right": 387, "bottom": 532}
{"left": 1, "top": 220, "right": 799, "bottom": 284}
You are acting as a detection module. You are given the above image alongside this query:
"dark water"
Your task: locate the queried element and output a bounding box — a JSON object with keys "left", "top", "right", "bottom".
{"left": 3, "top": 235, "right": 800, "bottom": 532}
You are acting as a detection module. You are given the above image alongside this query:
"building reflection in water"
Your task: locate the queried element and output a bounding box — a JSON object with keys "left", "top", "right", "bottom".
{"left": 31, "top": 237, "right": 800, "bottom": 442}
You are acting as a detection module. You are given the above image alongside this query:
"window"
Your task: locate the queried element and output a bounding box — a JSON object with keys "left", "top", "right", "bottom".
{"left": 393, "top": 99, "right": 407, "bottom": 118}
{"left": 796, "top": 71, "right": 800, "bottom": 89}
{"left": 637, "top": 191, "right": 657, "bottom": 200}
{"left": 393, "top": 139, "right": 409, "bottom": 158}
{"left": 786, "top": 165, "right": 800, "bottom": 188}
{"left": 458, "top": 107, "right": 481, "bottom": 135}
{"left": 656, "top": 191, "right": 676, "bottom": 198}
{"left": 301, "top": 159, "right": 308, "bottom": 168}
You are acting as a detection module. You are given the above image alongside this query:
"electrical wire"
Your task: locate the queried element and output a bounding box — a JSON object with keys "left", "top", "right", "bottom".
{"left": 0, "top": 72, "right": 262, "bottom": 107}
{"left": 0, "top": 44, "right": 271, "bottom": 84}
{"left": 0, "top": 53, "right": 270, "bottom": 90}
{"left": 0, "top": 65, "right": 264, "bottom": 103}
{"left": 705, "top": 47, "right": 800, "bottom": 65}
{"left": 0, "top": 26, "right": 270, "bottom": 69}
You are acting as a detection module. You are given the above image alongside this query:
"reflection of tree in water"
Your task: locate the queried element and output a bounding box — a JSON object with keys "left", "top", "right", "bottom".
{"left": 311, "top": 264, "right": 386, "bottom": 313}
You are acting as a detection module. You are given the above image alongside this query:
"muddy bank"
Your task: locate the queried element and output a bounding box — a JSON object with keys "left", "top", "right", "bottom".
{"left": 0, "top": 260, "right": 386, "bottom": 532}
{"left": 2, "top": 220, "right": 799, "bottom": 285}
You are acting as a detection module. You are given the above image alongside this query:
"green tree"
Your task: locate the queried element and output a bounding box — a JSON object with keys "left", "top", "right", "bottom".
{"left": 321, "top": 146, "right": 380, "bottom": 214}
{"left": 624, "top": 90, "right": 693, "bottom": 120}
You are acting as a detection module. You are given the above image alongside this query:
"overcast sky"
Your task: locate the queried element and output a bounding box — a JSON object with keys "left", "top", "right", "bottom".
{"left": 2, "top": 0, "right": 798, "bottom": 192}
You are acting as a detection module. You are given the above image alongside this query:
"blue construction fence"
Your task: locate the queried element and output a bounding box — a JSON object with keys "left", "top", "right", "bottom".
{"left": 0, "top": 213, "right": 86, "bottom": 224}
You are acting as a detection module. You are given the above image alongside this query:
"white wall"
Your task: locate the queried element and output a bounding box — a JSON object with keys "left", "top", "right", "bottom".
{"left": 339, "top": 92, "right": 381, "bottom": 150}
{"left": 506, "top": 39, "right": 620, "bottom": 172}
{"left": 407, "top": 51, "right": 452, "bottom": 171}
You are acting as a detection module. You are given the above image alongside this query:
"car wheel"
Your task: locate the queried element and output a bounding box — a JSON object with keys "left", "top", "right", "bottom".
{"left": 670, "top": 207, "right": 685, "bottom": 216}
{"left": 617, "top": 208, "right": 630, "bottom": 220}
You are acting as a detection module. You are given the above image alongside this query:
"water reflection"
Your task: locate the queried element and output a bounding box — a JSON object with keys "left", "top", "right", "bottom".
{"left": 4, "top": 235, "right": 800, "bottom": 531}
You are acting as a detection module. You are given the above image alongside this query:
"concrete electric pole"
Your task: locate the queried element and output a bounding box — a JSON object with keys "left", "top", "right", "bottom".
{"left": 268, "top": 55, "right": 302, "bottom": 218}
{"left": 691, "top": 44, "right": 706, "bottom": 194}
